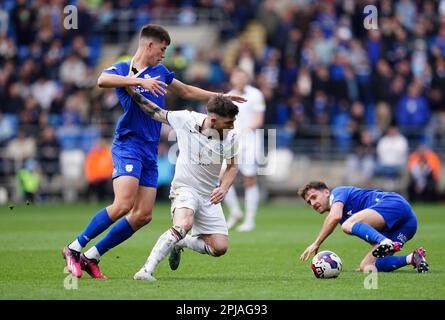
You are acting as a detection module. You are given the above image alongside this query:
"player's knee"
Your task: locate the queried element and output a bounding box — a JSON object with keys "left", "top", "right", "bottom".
{"left": 137, "top": 214, "right": 152, "bottom": 226}
{"left": 211, "top": 245, "right": 228, "bottom": 257}
{"left": 111, "top": 202, "right": 134, "bottom": 218}
{"left": 175, "top": 222, "right": 192, "bottom": 232}
{"left": 341, "top": 222, "right": 353, "bottom": 234}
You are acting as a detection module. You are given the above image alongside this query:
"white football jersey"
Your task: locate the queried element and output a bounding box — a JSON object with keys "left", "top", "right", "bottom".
{"left": 228, "top": 85, "right": 266, "bottom": 134}
{"left": 167, "top": 110, "right": 238, "bottom": 196}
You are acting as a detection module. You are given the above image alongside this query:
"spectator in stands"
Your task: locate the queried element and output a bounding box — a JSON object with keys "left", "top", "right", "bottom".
{"left": 16, "top": 158, "right": 40, "bottom": 203}
{"left": 59, "top": 51, "right": 88, "bottom": 88}
{"left": 37, "top": 125, "right": 60, "bottom": 182}
{"left": 84, "top": 137, "right": 113, "bottom": 202}
{"left": 5, "top": 130, "right": 36, "bottom": 168}
{"left": 396, "top": 82, "right": 431, "bottom": 142}
{"left": 407, "top": 145, "right": 441, "bottom": 202}
{"left": 374, "top": 124, "right": 409, "bottom": 180}
{"left": 0, "top": 111, "right": 15, "bottom": 146}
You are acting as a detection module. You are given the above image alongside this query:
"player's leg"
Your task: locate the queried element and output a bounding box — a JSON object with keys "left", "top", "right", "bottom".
{"left": 341, "top": 208, "right": 394, "bottom": 246}
{"left": 341, "top": 208, "right": 403, "bottom": 257}
{"left": 83, "top": 186, "right": 156, "bottom": 260}
{"left": 377, "top": 220, "right": 428, "bottom": 273}
{"left": 200, "top": 234, "right": 228, "bottom": 256}
{"left": 225, "top": 185, "right": 243, "bottom": 229}
{"left": 358, "top": 245, "right": 407, "bottom": 272}
{"left": 237, "top": 175, "right": 259, "bottom": 232}
{"left": 170, "top": 199, "right": 229, "bottom": 270}
{"left": 63, "top": 176, "right": 139, "bottom": 278}
{"left": 134, "top": 207, "right": 192, "bottom": 280}
{"left": 359, "top": 245, "right": 427, "bottom": 273}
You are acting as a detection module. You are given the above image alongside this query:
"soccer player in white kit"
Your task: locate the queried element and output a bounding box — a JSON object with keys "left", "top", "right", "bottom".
{"left": 224, "top": 67, "right": 266, "bottom": 232}
{"left": 126, "top": 91, "right": 239, "bottom": 281}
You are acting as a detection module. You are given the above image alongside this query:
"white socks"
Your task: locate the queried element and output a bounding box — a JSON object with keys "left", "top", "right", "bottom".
{"left": 244, "top": 185, "right": 260, "bottom": 225}
{"left": 406, "top": 253, "right": 413, "bottom": 265}
{"left": 176, "top": 235, "right": 215, "bottom": 256}
{"left": 68, "top": 239, "right": 83, "bottom": 252}
{"left": 143, "top": 227, "right": 183, "bottom": 274}
{"left": 84, "top": 246, "right": 101, "bottom": 261}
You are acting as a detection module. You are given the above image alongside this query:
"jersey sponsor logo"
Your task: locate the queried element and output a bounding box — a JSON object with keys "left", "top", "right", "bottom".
{"left": 143, "top": 74, "right": 151, "bottom": 79}
{"left": 397, "top": 233, "right": 407, "bottom": 243}
{"left": 375, "top": 198, "right": 380, "bottom": 202}
{"left": 125, "top": 164, "right": 134, "bottom": 172}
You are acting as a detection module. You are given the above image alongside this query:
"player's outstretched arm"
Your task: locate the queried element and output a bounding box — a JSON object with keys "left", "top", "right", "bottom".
{"left": 210, "top": 159, "right": 238, "bottom": 205}
{"left": 98, "top": 73, "right": 167, "bottom": 97}
{"left": 169, "top": 79, "right": 247, "bottom": 103}
{"left": 300, "top": 202, "right": 343, "bottom": 261}
{"left": 126, "top": 87, "right": 169, "bottom": 124}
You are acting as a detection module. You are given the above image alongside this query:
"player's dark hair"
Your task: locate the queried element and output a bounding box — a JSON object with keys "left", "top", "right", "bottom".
{"left": 298, "top": 181, "right": 329, "bottom": 199}
{"left": 140, "top": 24, "right": 171, "bottom": 45}
{"left": 207, "top": 95, "right": 239, "bottom": 118}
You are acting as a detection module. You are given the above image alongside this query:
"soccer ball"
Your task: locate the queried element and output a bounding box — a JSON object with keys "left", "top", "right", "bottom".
{"left": 311, "top": 250, "right": 342, "bottom": 279}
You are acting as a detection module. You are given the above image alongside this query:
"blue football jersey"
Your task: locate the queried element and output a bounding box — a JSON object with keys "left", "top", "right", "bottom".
{"left": 329, "top": 186, "right": 388, "bottom": 224}
{"left": 103, "top": 59, "right": 175, "bottom": 142}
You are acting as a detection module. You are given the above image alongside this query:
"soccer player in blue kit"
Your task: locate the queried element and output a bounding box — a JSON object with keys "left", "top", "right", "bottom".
{"left": 62, "top": 24, "right": 246, "bottom": 279}
{"left": 299, "top": 181, "right": 429, "bottom": 273}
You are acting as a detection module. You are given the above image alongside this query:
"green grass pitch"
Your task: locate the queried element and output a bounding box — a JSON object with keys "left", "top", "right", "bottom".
{"left": 0, "top": 201, "right": 444, "bottom": 300}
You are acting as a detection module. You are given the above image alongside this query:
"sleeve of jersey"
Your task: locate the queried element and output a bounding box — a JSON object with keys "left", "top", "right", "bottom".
{"left": 167, "top": 110, "right": 189, "bottom": 130}
{"left": 329, "top": 188, "right": 348, "bottom": 207}
{"left": 224, "top": 133, "right": 239, "bottom": 160}
{"left": 165, "top": 70, "right": 175, "bottom": 85}
{"left": 102, "top": 63, "right": 123, "bottom": 76}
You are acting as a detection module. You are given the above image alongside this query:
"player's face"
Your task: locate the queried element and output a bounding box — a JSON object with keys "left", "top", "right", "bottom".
{"left": 148, "top": 40, "right": 168, "bottom": 65}
{"left": 230, "top": 70, "right": 248, "bottom": 90}
{"left": 212, "top": 115, "right": 236, "bottom": 136}
{"left": 304, "top": 188, "right": 330, "bottom": 214}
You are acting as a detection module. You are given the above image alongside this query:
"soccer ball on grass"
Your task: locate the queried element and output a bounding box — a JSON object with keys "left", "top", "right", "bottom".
{"left": 311, "top": 250, "right": 342, "bottom": 279}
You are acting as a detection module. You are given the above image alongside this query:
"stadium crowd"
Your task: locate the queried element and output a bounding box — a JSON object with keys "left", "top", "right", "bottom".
{"left": 0, "top": 0, "right": 444, "bottom": 203}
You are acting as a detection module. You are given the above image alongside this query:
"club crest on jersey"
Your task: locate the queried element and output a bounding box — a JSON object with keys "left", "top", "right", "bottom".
{"left": 125, "top": 164, "right": 133, "bottom": 172}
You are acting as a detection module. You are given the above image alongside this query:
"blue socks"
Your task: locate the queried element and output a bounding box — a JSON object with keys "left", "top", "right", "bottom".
{"left": 77, "top": 208, "right": 113, "bottom": 247}
{"left": 95, "top": 217, "right": 135, "bottom": 256}
{"left": 351, "top": 222, "right": 387, "bottom": 244}
{"left": 375, "top": 255, "right": 408, "bottom": 272}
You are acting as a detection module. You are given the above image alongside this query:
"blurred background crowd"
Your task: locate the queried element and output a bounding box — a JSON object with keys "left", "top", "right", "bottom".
{"left": 0, "top": 0, "right": 444, "bottom": 204}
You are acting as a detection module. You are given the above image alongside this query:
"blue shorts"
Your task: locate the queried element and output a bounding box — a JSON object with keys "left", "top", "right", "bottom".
{"left": 369, "top": 193, "right": 417, "bottom": 245}
{"left": 111, "top": 133, "right": 159, "bottom": 188}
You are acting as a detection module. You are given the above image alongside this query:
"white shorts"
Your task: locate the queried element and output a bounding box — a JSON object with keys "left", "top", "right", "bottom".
{"left": 169, "top": 186, "right": 228, "bottom": 236}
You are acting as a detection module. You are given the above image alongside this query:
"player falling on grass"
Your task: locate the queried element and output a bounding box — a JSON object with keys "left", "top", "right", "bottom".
{"left": 62, "top": 24, "right": 245, "bottom": 279}
{"left": 126, "top": 94, "right": 238, "bottom": 281}
{"left": 299, "top": 181, "right": 429, "bottom": 273}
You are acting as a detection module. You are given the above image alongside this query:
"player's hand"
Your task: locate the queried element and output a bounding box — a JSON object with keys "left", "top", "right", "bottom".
{"left": 138, "top": 76, "right": 168, "bottom": 97}
{"left": 300, "top": 243, "right": 320, "bottom": 261}
{"left": 224, "top": 94, "right": 247, "bottom": 103}
{"left": 210, "top": 187, "right": 227, "bottom": 204}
